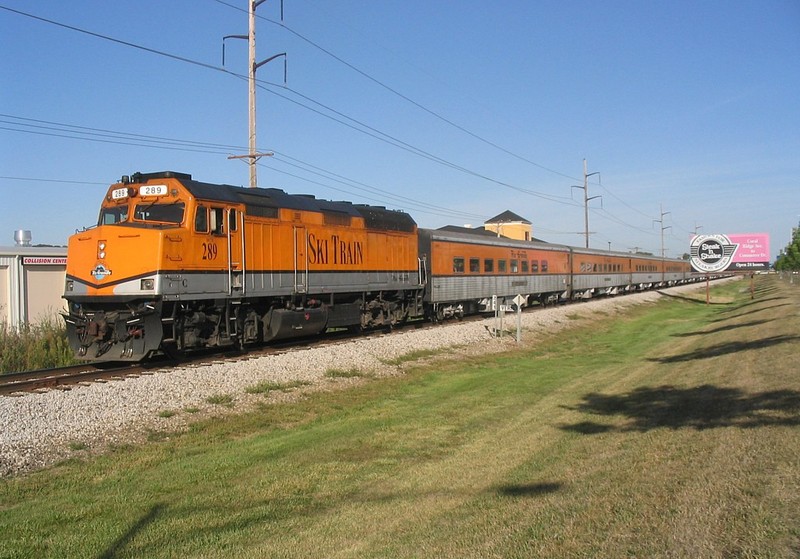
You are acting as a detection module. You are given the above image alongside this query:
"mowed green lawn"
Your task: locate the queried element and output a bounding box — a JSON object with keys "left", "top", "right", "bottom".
{"left": 1, "top": 276, "right": 798, "bottom": 558}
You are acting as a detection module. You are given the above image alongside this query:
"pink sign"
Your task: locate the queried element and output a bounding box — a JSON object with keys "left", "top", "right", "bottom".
{"left": 729, "top": 234, "right": 770, "bottom": 266}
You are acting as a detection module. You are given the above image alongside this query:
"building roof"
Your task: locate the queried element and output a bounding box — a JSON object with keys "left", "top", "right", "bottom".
{"left": 485, "top": 210, "right": 531, "bottom": 224}
{"left": 0, "top": 245, "right": 67, "bottom": 256}
{"left": 436, "top": 225, "right": 505, "bottom": 238}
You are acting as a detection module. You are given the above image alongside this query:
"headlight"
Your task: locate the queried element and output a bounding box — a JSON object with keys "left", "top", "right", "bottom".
{"left": 65, "top": 280, "right": 74, "bottom": 292}
{"left": 140, "top": 279, "right": 155, "bottom": 290}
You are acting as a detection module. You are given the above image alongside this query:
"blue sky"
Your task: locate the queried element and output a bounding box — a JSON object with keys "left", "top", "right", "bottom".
{"left": 1, "top": 0, "right": 798, "bottom": 259}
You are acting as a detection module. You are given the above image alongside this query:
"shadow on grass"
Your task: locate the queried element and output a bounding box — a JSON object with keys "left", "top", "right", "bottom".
{"left": 671, "top": 318, "right": 774, "bottom": 337}
{"left": 713, "top": 296, "right": 788, "bottom": 315}
{"left": 648, "top": 335, "right": 799, "bottom": 363}
{"left": 710, "top": 303, "right": 792, "bottom": 324}
{"left": 495, "top": 482, "right": 563, "bottom": 497}
{"left": 97, "top": 503, "right": 165, "bottom": 559}
{"left": 655, "top": 291, "right": 732, "bottom": 305}
{"left": 561, "top": 385, "right": 800, "bottom": 433}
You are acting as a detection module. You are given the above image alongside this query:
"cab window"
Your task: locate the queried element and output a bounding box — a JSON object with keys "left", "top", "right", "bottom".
{"left": 195, "top": 206, "right": 208, "bottom": 232}
{"left": 210, "top": 207, "right": 224, "bottom": 235}
{"left": 134, "top": 202, "right": 184, "bottom": 224}
{"left": 99, "top": 205, "right": 128, "bottom": 225}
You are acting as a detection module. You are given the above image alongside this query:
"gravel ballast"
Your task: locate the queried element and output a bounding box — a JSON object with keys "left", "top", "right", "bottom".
{"left": 0, "top": 283, "right": 723, "bottom": 477}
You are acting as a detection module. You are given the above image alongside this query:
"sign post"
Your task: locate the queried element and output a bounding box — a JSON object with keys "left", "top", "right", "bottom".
{"left": 513, "top": 294, "right": 526, "bottom": 343}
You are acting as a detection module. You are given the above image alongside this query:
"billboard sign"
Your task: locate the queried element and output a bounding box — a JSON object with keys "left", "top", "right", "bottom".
{"left": 690, "top": 233, "right": 770, "bottom": 273}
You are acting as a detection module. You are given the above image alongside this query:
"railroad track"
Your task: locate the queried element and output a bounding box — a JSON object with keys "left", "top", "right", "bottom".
{"left": 0, "top": 364, "right": 144, "bottom": 396}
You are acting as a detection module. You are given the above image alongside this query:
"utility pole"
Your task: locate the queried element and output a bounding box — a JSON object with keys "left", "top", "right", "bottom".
{"left": 224, "top": 0, "right": 286, "bottom": 188}
{"left": 653, "top": 203, "right": 672, "bottom": 258}
{"left": 571, "top": 159, "right": 601, "bottom": 248}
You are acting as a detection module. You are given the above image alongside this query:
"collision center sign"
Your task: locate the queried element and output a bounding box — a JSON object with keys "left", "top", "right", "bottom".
{"left": 690, "top": 233, "right": 770, "bottom": 273}
{"left": 22, "top": 257, "right": 67, "bottom": 266}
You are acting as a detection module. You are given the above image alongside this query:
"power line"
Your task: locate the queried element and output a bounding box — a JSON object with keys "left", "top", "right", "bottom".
{"left": 211, "top": 0, "right": 583, "bottom": 183}
{"left": 2, "top": 4, "right": 577, "bottom": 206}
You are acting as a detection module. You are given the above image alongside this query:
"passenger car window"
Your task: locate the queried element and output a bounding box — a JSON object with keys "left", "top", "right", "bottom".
{"left": 453, "top": 257, "right": 465, "bottom": 274}
{"left": 484, "top": 259, "right": 494, "bottom": 273}
{"left": 469, "top": 258, "right": 480, "bottom": 273}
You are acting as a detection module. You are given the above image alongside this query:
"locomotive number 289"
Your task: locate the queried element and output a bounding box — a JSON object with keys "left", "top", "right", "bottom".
{"left": 202, "top": 242, "right": 219, "bottom": 260}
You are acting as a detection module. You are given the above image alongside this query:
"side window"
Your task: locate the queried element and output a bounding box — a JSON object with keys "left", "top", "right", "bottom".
{"left": 541, "top": 260, "right": 549, "bottom": 273}
{"left": 229, "top": 209, "right": 238, "bottom": 232}
{"left": 453, "top": 257, "right": 465, "bottom": 274}
{"left": 531, "top": 260, "right": 539, "bottom": 273}
{"left": 484, "top": 259, "right": 494, "bottom": 273}
{"left": 210, "top": 207, "right": 224, "bottom": 235}
{"left": 498, "top": 260, "right": 507, "bottom": 273}
{"left": 195, "top": 205, "right": 208, "bottom": 233}
{"left": 521, "top": 260, "right": 529, "bottom": 273}
{"left": 511, "top": 259, "right": 519, "bottom": 273}
{"left": 469, "top": 258, "right": 480, "bottom": 273}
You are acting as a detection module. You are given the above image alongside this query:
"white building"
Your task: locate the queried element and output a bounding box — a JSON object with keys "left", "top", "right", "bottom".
{"left": 0, "top": 231, "right": 67, "bottom": 328}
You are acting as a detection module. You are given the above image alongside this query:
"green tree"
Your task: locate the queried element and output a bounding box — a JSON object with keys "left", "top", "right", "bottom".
{"left": 775, "top": 226, "right": 800, "bottom": 271}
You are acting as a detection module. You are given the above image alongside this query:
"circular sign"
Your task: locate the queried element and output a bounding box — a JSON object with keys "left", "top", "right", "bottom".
{"left": 690, "top": 235, "right": 738, "bottom": 273}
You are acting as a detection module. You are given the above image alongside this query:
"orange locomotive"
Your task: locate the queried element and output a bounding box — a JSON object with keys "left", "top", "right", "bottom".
{"left": 63, "top": 171, "right": 694, "bottom": 361}
{"left": 63, "top": 172, "right": 425, "bottom": 360}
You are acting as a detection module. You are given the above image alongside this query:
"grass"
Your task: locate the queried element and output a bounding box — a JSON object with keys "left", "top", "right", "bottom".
{"left": 0, "top": 316, "right": 77, "bottom": 373}
{"left": 205, "top": 394, "right": 234, "bottom": 407}
{"left": 0, "top": 276, "right": 798, "bottom": 558}
{"left": 325, "top": 367, "right": 367, "bottom": 379}
{"left": 245, "top": 379, "right": 312, "bottom": 395}
{"left": 380, "top": 347, "right": 446, "bottom": 366}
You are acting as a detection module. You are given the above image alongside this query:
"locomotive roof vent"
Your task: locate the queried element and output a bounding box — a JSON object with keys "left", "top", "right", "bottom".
{"left": 129, "top": 171, "right": 192, "bottom": 183}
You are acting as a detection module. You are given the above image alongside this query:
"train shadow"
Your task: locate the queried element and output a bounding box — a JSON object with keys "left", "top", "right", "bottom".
{"left": 560, "top": 385, "right": 800, "bottom": 433}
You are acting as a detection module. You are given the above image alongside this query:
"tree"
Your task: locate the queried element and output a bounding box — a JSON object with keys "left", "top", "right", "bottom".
{"left": 775, "top": 226, "right": 800, "bottom": 271}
